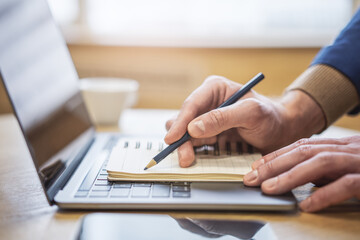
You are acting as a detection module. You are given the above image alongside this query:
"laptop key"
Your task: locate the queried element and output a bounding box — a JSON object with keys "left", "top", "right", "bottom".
{"left": 89, "top": 191, "right": 109, "bottom": 198}
{"left": 172, "top": 185, "right": 190, "bottom": 192}
{"left": 131, "top": 187, "right": 151, "bottom": 197}
{"left": 97, "top": 175, "right": 108, "bottom": 180}
{"left": 173, "top": 192, "right": 191, "bottom": 198}
{"left": 74, "top": 191, "right": 88, "bottom": 198}
{"left": 134, "top": 183, "right": 151, "bottom": 187}
{"left": 172, "top": 182, "right": 190, "bottom": 186}
{"left": 110, "top": 188, "right": 130, "bottom": 198}
{"left": 94, "top": 180, "right": 112, "bottom": 186}
{"left": 172, "top": 182, "right": 185, "bottom": 186}
{"left": 152, "top": 184, "right": 170, "bottom": 197}
{"left": 113, "top": 182, "right": 132, "bottom": 188}
{"left": 92, "top": 185, "right": 111, "bottom": 191}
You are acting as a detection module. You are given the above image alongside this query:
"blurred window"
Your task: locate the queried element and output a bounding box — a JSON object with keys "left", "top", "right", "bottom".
{"left": 48, "top": 0, "right": 356, "bottom": 47}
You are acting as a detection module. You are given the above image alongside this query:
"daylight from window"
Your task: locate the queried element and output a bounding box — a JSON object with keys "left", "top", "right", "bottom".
{"left": 48, "top": 0, "right": 354, "bottom": 47}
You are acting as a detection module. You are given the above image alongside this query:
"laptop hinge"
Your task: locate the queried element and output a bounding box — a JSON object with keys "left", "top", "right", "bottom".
{"left": 46, "top": 128, "right": 95, "bottom": 204}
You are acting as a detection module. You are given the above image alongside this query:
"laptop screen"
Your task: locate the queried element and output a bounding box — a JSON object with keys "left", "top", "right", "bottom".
{"left": 0, "top": 0, "right": 93, "bottom": 201}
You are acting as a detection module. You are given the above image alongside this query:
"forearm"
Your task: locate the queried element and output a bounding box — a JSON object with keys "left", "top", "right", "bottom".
{"left": 286, "top": 64, "right": 359, "bottom": 128}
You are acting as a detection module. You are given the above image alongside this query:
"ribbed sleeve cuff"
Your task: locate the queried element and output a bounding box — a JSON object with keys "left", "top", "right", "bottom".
{"left": 286, "top": 64, "right": 360, "bottom": 127}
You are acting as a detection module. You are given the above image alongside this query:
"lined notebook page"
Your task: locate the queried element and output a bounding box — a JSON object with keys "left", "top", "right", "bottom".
{"left": 107, "top": 139, "right": 261, "bottom": 181}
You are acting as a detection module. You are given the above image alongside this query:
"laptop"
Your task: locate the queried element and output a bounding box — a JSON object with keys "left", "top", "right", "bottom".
{"left": 0, "top": 0, "right": 296, "bottom": 211}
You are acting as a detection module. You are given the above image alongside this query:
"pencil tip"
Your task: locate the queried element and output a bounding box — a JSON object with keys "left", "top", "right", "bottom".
{"left": 144, "top": 159, "right": 157, "bottom": 170}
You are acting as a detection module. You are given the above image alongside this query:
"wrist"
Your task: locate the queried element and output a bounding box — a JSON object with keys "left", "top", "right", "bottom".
{"left": 279, "top": 90, "right": 326, "bottom": 143}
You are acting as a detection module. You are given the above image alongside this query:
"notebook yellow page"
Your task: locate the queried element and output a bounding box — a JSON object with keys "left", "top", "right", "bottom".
{"left": 106, "top": 139, "right": 261, "bottom": 182}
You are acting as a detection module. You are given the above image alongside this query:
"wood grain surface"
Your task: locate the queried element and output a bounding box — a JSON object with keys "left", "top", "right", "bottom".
{"left": 0, "top": 111, "right": 359, "bottom": 240}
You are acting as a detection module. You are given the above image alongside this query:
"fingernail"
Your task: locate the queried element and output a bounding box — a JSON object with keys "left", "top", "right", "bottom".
{"left": 244, "top": 170, "right": 258, "bottom": 183}
{"left": 263, "top": 177, "right": 278, "bottom": 191}
{"left": 300, "top": 197, "right": 312, "bottom": 212}
{"left": 252, "top": 158, "right": 264, "bottom": 169}
{"left": 189, "top": 120, "right": 205, "bottom": 136}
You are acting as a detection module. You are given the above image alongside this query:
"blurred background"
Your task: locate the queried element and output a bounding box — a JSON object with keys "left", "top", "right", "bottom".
{"left": 1, "top": 0, "right": 359, "bottom": 130}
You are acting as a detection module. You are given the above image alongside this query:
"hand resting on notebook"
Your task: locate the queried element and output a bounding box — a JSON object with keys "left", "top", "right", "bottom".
{"left": 244, "top": 136, "right": 360, "bottom": 212}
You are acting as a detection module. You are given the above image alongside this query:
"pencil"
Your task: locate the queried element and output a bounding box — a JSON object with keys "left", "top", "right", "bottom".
{"left": 144, "top": 72, "right": 265, "bottom": 170}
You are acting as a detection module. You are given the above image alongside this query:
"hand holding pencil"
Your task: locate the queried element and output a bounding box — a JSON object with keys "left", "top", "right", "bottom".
{"left": 147, "top": 72, "right": 326, "bottom": 169}
{"left": 145, "top": 73, "right": 264, "bottom": 170}
{"left": 159, "top": 73, "right": 305, "bottom": 169}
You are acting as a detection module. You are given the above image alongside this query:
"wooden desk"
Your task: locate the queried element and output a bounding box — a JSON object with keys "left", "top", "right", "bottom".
{"left": 0, "top": 110, "right": 359, "bottom": 240}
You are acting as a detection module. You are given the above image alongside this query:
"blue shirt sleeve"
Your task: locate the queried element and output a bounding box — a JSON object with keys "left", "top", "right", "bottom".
{"left": 312, "top": 9, "right": 360, "bottom": 114}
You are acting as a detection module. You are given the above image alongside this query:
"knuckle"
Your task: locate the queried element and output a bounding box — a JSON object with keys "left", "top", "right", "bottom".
{"left": 204, "top": 75, "right": 227, "bottom": 85}
{"left": 265, "top": 160, "right": 275, "bottom": 173}
{"left": 208, "top": 109, "right": 226, "bottom": 129}
{"left": 315, "top": 152, "right": 332, "bottom": 167}
{"left": 181, "top": 98, "right": 197, "bottom": 116}
{"left": 265, "top": 149, "right": 280, "bottom": 161}
{"left": 339, "top": 136, "right": 351, "bottom": 143}
{"left": 294, "top": 138, "right": 310, "bottom": 148}
{"left": 342, "top": 175, "right": 358, "bottom": 190}
{"left": 270, "top": 150, "right": 279, "bottom": 160}
{"left": 241, "top": 99, "right": 269, "bottom": 122}
{"left": 181, "top": 97, "right": 191, "bottom": 109}
{"left": 341, "top": 136, "right": 360, "bottom": 144}
{"left": 295, "top": 145, "right": 312, "bottom": 156}
{"left": 346, "top": 144, "right": 360, "bottom": 154}
{"left": 284, "top": 169, "right": 295, "bottom": 181}
{"left": 245, "top": 99, "right": 262, "bottom": 111}
{"left": 182, "top": 94, "right": 197, "bottom": 108}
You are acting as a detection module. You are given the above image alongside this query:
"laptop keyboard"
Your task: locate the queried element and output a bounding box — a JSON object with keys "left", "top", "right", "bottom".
{"left": 74, "top": 136, "right": 191, "bottom": 199}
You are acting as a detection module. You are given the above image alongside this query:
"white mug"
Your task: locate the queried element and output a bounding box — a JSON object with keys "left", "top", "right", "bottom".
{"left": 79, "top": 78, "right": 139, "bottom": 126}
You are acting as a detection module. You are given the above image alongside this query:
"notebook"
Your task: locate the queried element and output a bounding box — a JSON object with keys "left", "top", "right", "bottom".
{"left": 106, "top": 139, "right": 261, "bottom": 182}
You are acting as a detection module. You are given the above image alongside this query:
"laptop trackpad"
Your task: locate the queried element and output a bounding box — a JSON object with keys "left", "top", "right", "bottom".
{"left": 191, "top": 182, "right": 296, "bottom": 206}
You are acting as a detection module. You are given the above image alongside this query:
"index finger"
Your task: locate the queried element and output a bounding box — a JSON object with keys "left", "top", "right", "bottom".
{"left": 164, "top": 76, "right": 239, "bottom": 144}
{"left": 252, "top": 137, "right": 346, "bottom": 170}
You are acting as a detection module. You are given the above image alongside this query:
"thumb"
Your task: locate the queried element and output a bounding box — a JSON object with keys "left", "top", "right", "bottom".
{"left": 187, "top": 99, "right": 265, "bottom": 138}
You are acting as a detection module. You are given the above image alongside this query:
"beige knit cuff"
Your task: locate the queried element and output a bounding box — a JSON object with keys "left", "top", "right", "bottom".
{"left": 286, "top": 64, "right": 360, "bottom": 127}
